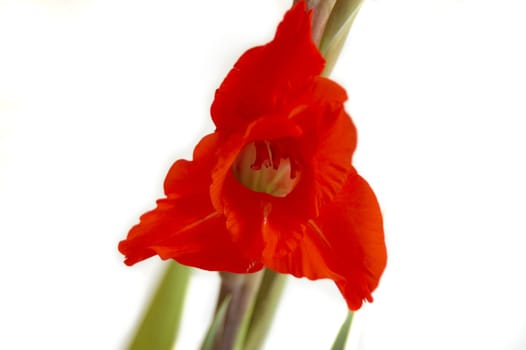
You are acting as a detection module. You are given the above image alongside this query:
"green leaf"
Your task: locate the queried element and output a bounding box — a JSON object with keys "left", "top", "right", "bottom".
{"left": 127, "top": 261, "right": 191, "bottom": 350}
{"left": 330, "top": 311, "right": 354, "bottom": 350}
{"left": 201, "top": 295, "right": 232, "bottom": 350}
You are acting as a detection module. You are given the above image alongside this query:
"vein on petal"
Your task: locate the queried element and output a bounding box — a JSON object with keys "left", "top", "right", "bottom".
{"left": 164, "top": 211, "right": 222, "bottom": 241}
{"left": 307, "top": 219, "right": 332, "bottom": 249}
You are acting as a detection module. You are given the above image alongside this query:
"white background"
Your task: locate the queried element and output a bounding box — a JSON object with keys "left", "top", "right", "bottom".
{"left": 1, "top": 0, "right": 526, "bottom": 349}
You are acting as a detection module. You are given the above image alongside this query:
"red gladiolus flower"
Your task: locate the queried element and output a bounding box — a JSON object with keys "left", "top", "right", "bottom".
{"left": 119, "top": 2, "right": 386, "bottom": 310}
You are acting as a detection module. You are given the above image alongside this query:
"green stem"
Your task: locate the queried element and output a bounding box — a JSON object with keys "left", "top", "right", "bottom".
{"left": 201, "top": 296, "right": 232, "bottom": 350}
{"left": 127, "top": 261, "right": 191, "bottom": 350}
{"left": 320, "top": 0, "right": 364, "bottom": 76}
{"left": 206, "top": 271, "right": 264, "bottom": 350}
{"left": 242, "top": 269, "right": 288, "bottom": 350}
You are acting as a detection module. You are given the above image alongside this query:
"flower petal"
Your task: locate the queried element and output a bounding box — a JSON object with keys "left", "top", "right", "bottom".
{"left": 163, "top": 132, "right": 218, "bottom": 197}
{"left": 119, "top": 198, "right": 261, "bottom": 272}
{"left": 151, "top": 208, "right": 263, "bottom": 274}
{"left": 266, "top": 171, "right": 387, "bottom": 310}
{"left": 299, "top": 103, "right": 356, "bottom": 214}
{"left": 119, "top": 133, "right": 262, "bottom": 273}
{"left": 322, "top": 173, "right": 386, "bottom": 310}
{"left": 211, "top": 1, "right": 324, "bottom": 131}
{"left": 209, "top": 93, "right": 357, "bottom": 268}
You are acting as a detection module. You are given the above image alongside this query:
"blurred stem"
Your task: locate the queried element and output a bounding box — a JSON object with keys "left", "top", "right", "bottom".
{"left": 207, "top": 271, "right": 264, "bottom": 350}
{"left": 128, "top": 261, "right": 191, "bottom": 350}
{"left": 201, "top": 296, "right": 232, "bottom": 350}
{"left": 242, "top": 269, "right": 288, "bottom": 350}
{"left": 320, "top": 0, "right": 364, "bottom": 50}
{"left": 320, "top": 0, "right": 364, "bottom": 76}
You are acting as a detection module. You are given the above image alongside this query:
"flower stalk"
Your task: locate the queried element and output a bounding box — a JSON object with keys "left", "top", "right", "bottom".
{"left": 206, "top": 271, "right": 264, "bottom": 350}
{"left": 320, "top": 0, "right": 364, "bottom": 75}
{"left": 242, "top": 269, "right": 288, "bottom": 350}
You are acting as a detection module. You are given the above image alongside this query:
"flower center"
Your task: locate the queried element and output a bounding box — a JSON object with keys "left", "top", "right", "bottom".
{"left": 232, "top": 141, "right": 301, "bottom": 197}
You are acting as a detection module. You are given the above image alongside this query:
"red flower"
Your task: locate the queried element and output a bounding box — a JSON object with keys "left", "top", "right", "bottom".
{"left": 119, "top": 2, "right": 386, "bottom": 310}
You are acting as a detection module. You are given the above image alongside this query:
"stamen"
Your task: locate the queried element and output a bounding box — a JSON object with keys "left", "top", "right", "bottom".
{"left": 232, "top": 140, "right": 301, "bottom": 197}
{"left": 290, "top": 158, "right": 300, "bottom": 179}
{"left": 268, "top": 143, "right": 281, "bottom": 170}
{"left": 251, "top": 141, "right": 272, "bottom": 170}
